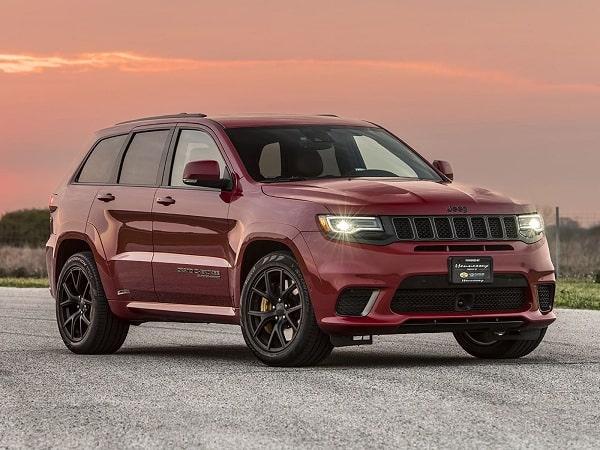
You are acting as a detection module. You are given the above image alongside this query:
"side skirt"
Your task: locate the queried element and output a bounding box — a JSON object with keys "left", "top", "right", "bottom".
{"left": 122, "top": 301, "right": 239, "bottom": 325}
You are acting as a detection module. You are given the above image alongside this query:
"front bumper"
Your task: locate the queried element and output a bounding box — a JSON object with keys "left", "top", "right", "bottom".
{"left": 300, "top": 232, "right": 556, "bottom": 336}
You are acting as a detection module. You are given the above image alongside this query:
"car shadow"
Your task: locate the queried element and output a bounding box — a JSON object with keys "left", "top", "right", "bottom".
{"left": 118, "top": 343, "right": 256, "bottom": 361}
{"left": 115, "top": 343, "right": 553, "bottom": 369}
{"left": 321, "top": 350, "right": 549, "bottom": 368}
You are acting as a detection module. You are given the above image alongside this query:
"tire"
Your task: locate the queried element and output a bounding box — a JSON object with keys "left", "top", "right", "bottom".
{"left": 56, "top": 252, "right": 129, "bottom": 354}
{"left": 453, "top": 327, "right": 547, "bottom": 359}
{"left": 240, "top": 251, "right": 333, "bottom": 366}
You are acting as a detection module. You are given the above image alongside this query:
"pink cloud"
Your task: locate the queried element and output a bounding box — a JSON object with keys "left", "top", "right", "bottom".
{"left": 1, "top": 52, "right": 599, "bottom": 94}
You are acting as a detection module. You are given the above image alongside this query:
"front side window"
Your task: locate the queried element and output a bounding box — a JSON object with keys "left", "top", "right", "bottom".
{"left": 170, "top": 129, "right": 228, "bottom": 186}
{"left": 225, "top": 126, "right": 441, "bottom": 182}
{"left": 119, "top": 130, "right": 170, "bottom": 185}
{"left": 77, "top": 135, "right": 127, "bottom": 183}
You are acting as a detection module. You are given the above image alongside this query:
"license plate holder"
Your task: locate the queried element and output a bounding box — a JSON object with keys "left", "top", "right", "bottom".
{"left": 449, "top": 256, "right": 493, "bottom": 284}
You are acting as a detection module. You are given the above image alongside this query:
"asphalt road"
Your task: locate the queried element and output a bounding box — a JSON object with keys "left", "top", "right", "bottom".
{"left": 1, "top": 288, "right": 598, "bottom": 449}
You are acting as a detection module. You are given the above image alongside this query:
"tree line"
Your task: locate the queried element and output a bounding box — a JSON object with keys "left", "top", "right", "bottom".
{"left": 0, "top": 209, "right": 49, "bottom": 247}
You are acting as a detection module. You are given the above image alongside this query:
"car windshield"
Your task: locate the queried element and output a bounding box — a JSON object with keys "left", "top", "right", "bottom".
{"left": 225, "top": 126, "right": 442, "bottom": 183}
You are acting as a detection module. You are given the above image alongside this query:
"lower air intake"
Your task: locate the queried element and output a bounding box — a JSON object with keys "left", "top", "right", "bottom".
{"left": 390, "top": 275, "right": 529, "bottom": 314}
{"left": 537, "top": 284, "right": 555, "bottom": 313}
{"left": 336, "top": 289, "right": 376, "bottom": 316}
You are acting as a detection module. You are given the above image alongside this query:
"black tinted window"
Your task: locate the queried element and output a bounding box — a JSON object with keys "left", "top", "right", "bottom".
{"left": 77, "top": 135, "right": 126, "bottom": 183}
{"left": 119, "top": 130, "right": 169, "bottom": 185}
{"left": 226, "top": 126, "right": 441, "bottom": 182}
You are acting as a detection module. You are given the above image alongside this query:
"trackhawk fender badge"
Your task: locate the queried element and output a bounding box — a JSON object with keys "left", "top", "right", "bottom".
{"left": 177, "top": 267, "right": 221, "bottom": 279}
{"left": 447, "top": 205, "right": 468, "bottom": 213}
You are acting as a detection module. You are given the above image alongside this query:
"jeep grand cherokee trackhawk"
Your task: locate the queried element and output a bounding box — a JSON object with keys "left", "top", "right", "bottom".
{"left": 46, "top": 113, "right": 556, "bottom": 366}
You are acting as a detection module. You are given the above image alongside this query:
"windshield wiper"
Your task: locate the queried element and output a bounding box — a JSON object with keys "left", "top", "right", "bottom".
{"left": 262, "top": 176, "right": 308, "bottom": 183}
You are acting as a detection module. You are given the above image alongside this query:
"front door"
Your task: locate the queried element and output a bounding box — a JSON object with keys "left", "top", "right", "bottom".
{"left": 152, "top": 128, "right": 234, "bottom": 306}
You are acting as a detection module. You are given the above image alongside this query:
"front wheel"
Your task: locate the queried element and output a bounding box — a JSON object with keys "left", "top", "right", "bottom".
{"left": 240, "top": 252, "right": 333, "bottom": 366}
{"left": 453, "top": 328, "right": 547, "bottom": 359}
{"left": 56, "top": 252, "right": 129, "bottom": 354}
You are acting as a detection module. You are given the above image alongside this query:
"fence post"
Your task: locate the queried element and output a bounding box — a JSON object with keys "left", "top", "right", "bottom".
{"left": 555, "top": 206, "right": 560, "bottom": 279}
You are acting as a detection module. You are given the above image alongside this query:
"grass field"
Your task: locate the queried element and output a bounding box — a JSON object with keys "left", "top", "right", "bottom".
{"left": 555, "top": 278, "right": 600, "bottom": 310}
{"left": 0, "top": 277, "right": 597, "bottom": 310}
{"left": 0, "top": 277, "right": 49, "bottom": 288}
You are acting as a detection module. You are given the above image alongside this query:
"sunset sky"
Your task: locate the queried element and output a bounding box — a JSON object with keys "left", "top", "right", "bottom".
{"left": 1, "top": 0, "right": 599, "bottom": 226}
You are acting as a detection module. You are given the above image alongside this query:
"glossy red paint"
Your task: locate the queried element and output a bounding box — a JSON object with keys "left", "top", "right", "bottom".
{"left": 46, "top": 113, "right": 556, "bottom": 362}
{"left": 152, "top": 186, "right": 234, "bottom": 306}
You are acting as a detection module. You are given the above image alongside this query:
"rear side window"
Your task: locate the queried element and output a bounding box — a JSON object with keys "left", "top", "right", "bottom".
{"left": 119, "top": 130, "right": 170, "bottom": 185}
{"left": 77, "top": 135, "right": 126, "bottom": 183}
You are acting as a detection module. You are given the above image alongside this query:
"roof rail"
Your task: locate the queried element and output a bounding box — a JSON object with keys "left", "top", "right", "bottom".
{"left": 116, "top": 113, "right": 207, "bottom": 125}
{"left": 317, "top": 114, "right": 339, "bottom": 117}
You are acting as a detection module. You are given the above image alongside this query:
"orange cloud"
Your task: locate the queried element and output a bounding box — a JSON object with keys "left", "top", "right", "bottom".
{"left": 1, "top": 52, "right": 599, "bottom": 93}
{"left": 0, "top": 52, "right": 201, "bottom": 73}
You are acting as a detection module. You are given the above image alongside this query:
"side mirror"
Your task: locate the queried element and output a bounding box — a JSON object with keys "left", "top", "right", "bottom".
{"left": 183, "top": 160, "right": 232, "bottom": 190}
{"left": 432, "top": 160, "right": 454, "bottom": 181}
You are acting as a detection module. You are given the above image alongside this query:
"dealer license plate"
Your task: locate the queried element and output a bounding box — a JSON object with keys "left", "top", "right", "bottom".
{"left": 449, "top": 256, "right": 493, "bottom": 284}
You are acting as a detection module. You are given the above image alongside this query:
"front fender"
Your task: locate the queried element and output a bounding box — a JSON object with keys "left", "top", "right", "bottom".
{"left": 231, "top": 222, "right": 322, "bottom": 309}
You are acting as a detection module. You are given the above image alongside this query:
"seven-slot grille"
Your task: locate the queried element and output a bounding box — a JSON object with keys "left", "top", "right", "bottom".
{"left": 393, "top": 216, "right": 519, "bottom": 241}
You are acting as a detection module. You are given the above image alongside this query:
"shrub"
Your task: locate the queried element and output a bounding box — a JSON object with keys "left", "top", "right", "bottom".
{"left": 0, "top": 209, "right": 49, "bottom": 247}
{"left": 0, "top": 245, "right": 47, "bottom": 278}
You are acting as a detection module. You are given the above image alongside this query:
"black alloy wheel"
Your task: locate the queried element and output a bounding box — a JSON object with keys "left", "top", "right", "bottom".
{"left": 453, "top": 327, "right": 547, "bottom": 359}
{"left": 240, "top": 252, "right": 333, "bottom": 366}
{"left": 58, "top": 262, "right": 93, "bottom": 343}
{"left": 56, "top": 252, "right": 129, "bottom": 354}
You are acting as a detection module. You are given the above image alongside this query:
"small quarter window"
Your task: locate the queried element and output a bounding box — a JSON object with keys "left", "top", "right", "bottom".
{"left": 170, "top": 130, "right": 228, "bottom": 186}
{"left": 119, "top": 130, "right": 170, "bottom": 185}
{"left": 77, "top": 135, "right": 126, "bottom": 183}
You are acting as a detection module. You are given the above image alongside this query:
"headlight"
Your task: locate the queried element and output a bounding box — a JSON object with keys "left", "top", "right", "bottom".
{"left": 518, "top": 214, "right": 544, "bottom": 243}
{"left": 318, "top": 215, "right": 383, "bottom": 236}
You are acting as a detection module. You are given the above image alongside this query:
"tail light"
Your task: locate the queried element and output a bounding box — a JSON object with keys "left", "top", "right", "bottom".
{"left": 49, "top": 195, "right": 57, "bottom": 235}
{"left": 49, "top": 195, "right": 58, "bottom": 213}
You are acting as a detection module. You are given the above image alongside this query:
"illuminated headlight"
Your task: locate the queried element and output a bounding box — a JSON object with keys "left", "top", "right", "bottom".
{"left": 318, "top": 215, "right": 383, "bottom": 236}
{"left": 518, "top": 214, "right": 544, "bottom": 243}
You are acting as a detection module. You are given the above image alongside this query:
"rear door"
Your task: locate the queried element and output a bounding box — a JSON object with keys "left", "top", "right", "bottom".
{"left": 152, "top": 127, "right": 233, "bottom": 306}
{"left": 87, "top": 127, "right": 173, "bottom": 302}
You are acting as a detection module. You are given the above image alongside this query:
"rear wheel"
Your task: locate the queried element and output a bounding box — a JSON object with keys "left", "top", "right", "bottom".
{"left": 453, "top": 328, "right": 547, "bottom": 359}
{"left": 240, "top": 251, "right": 333, "bottom": 366}
{"left": 56, "top": 252, "right": 129, "bottom": 354}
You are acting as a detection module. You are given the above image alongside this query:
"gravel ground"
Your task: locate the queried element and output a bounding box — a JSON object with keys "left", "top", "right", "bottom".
{"left": 0, "top": 288, "right": 599, "bottom": 449}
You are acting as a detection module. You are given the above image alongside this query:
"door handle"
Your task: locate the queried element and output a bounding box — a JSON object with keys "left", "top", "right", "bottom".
{"left": 97, "top": 193, "right": 115, "bottom": 202}
{"left": 156, "top": 196, "right": 176, "bottom": 206}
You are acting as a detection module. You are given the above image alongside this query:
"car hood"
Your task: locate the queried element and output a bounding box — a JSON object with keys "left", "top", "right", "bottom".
{"left": 261, "top": 179, "right": 534, "bottom": 215}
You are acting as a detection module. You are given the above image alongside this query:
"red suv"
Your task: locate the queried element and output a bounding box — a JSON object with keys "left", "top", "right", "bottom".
{"left": 46, "top": 113, "right": 556, "bottom": 366}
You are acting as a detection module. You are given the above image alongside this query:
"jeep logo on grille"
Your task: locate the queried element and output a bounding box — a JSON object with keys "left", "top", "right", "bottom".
{"left": 447, "top": 205, "right": 468, "bottom": 213}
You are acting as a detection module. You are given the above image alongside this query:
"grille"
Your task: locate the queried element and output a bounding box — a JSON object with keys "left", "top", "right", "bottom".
{"left": 336, "top": 289, "right": 375, "bottom": 316}
{"left": 391, "top": 275, "right": 528, "bottom": 314}
{"left": 391, "top": 288, "right": 526, "bottom": 313}
{"left": 392, "top": 215, "right": 519, "bottom": 241}
{"left": 537, "top": 284, "right": 555, "bottom": 313}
